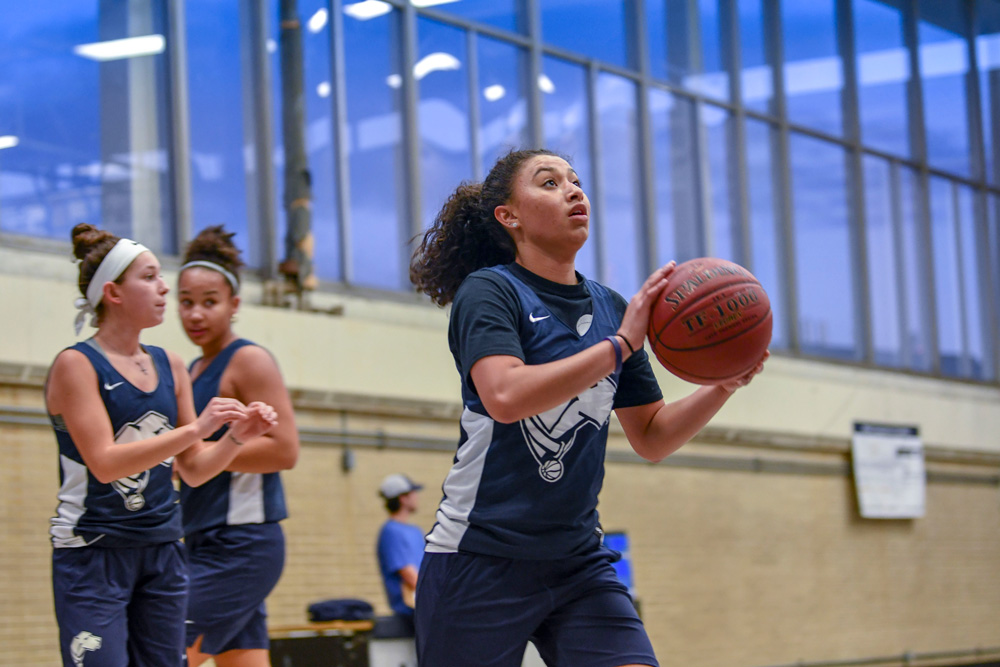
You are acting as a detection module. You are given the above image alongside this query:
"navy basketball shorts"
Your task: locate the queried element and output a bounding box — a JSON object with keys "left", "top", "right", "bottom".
{"left": 52, "top": 541, "right": 188, "bottom": 667}
{"left": 415, "top": 547, "right": 658, "bottom": 667}
{"left": 184, "top": 522, "right": 285, "bottom": 655}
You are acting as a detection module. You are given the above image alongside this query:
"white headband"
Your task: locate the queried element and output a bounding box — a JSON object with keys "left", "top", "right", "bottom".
{"left": 74, "top": 239, "right": 151, "bottom": 335}
{"left": 180, "top": 261, "right": 240, "bottom": 295}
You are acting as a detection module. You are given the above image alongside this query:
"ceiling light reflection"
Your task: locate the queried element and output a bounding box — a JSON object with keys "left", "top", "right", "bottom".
{"left": 307, "top": 8, "right": 329, "bottom": 33}
{"left": 483, "top": 84, "right": 506, "bottom": 102}
{"left": 73, "top": 35, "right": 165, "bottom": 62}
{"left": 344, "top": 0, "right": 392, "bottom": 20}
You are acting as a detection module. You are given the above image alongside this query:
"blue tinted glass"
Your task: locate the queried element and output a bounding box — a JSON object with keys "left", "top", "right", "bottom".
{"left": 745, "top": 119, "right": 785, "bottom": 351}
{"left": 418, "top": 18, "right": 472, "bottom": 229}
{"left": 654, "top": 0, "right": 729, "bottom": 99}
{"left": 344, "top": 7, "right": 406, "bottom": 290}
{"left": 854, "top": 0, "right": 909, "bottom": 156}
{"left": 703, "top": 105, "right": 733, "bottom": 260}
{"left": 188, "top": 1, "right": 250, "bottom": 256}
{"left": 270, "top": 0, "right": 340, "bottom": 281}
{"left": 862, "top": 155, "right": 903, "bottom": 367}
{"left": 929, "top": 177, "right": 964, "bottom": 376}
{"left": 782, "top": 0, "right": 843, "bottom": 136}
{"left": 918, "top": 1, "right": 970, "bottom": 176}
{"left": 977, "top": 0, "right": 1000, "bottom": 185}
{"left": 541, "top": 0, "right": 627, "bottom": 69}
{"left": 647, "top": 0, "right": 667, "bottom": 79}
{"left": 0, "top": 2, "right": 101, "bottom": 240}
{"left": 789, "top": 134, "right": 856, "bottom": 358}
{"left": 649, "top": 91, "right": 700, "bottom": 263}
{"left": 649, "top": 89, "right": 683, "bottom": 266}
{"left": 1, "top": 2, "right": 173, "bottom": 248}
{"left": 929, "top": 179, "right": 987, "bottom": 379}
{"left": 740, "top": 0, "right": 771, "bottom": 112}
{"left": 541, "top": 56, "right": 596, "bottom": 278}
{"left": 990, "top": 195, "right": 1000, "bottom": 378}
{"left": 898, "top": 167, "right": 932, "bottom": 372}
{"left": 477, "top": 37, "right": 528, "bottom": 177}
{"left": 596, "top": 73, "right": 642, "bottom": 297}
{"left": 957, "top": 187, "right": 990, "bottom": 379}
{"left": 411, "top": 0, "right": 520, "bottom": 33}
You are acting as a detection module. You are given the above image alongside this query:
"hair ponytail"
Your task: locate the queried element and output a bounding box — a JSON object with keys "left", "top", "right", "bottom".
{"left": 410, "top": 148, "right": 558, "bottom": 306}
{"left": 409, "top": 182, "right": 514, "bottom": 306}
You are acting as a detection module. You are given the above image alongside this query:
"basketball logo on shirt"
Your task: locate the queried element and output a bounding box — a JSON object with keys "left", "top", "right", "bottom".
{"left": 520, "top": 377, "right": 616, "bottom": 482}
{"left": 111, "top": 411, "right": 174, "bottom": 511}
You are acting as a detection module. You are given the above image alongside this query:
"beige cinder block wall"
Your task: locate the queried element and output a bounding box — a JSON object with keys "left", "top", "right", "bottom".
{"left": 2, "top": 257, "right": 999, "bottom": 666}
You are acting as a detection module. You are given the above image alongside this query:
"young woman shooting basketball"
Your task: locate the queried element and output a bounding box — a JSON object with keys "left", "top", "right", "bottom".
{"left": 47, "top": 223, "right": 277, "bottom": 667}
{"left": 409, "top": 149, "right": 767, "bottom": 667}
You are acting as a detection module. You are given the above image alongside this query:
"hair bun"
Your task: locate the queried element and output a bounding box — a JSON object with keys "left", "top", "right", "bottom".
{"left": 70, "top": 223, "right": 117, "bottom": 262}
{"left": 183, "top": 224, "right": 244, "bottom": 275}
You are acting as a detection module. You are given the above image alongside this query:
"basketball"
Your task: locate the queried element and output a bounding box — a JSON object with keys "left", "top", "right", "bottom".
{"left": 647, "top": 257, "right": 772, "bottom": 385}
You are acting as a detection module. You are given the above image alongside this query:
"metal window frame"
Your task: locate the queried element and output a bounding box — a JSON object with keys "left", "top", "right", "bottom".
{"left": 7, "top": 0, "right": 1000, "bottom": 387}
{"left": 837, "top": 0, "right": 872, "bottom": 364}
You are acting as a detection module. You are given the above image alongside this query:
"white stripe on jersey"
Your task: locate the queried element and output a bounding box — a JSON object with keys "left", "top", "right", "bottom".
{"left": 50, "top": 455, "right": 91, "bottom": 548}
{"left": 227, "top": 472, "right": 265, "bottom": 525}
{"left": 425, "top": 408, "right": 494, "bottom": 553}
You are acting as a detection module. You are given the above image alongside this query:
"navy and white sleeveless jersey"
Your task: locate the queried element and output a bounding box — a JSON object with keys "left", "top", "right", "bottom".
{"left": 426, "top": 264, "right": 662, "bottom": 560}
{"left": 49, "top": 340, "right": 182, "bottom": 548}
{"left": 180, "top": 339, "right": 288, "bottom": 536}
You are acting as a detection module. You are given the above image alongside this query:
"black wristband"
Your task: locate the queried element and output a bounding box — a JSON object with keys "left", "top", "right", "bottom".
{"left": 617, "top": 332, "right": 637, "bottom": 355}
{"left": 228, "top": 432, "right": 244, "bottom": 446}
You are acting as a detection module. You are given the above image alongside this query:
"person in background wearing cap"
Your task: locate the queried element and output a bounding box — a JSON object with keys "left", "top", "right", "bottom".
{"left": 376, "top": 474, "right": 426, "bottom": 633}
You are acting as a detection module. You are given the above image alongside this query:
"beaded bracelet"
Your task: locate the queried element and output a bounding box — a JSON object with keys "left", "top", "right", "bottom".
{"left": 605, "top": 335, "right": 623, "bottom": 376}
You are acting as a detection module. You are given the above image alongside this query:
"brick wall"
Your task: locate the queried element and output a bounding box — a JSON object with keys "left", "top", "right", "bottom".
{"left": 3, "top": 382, "right": 999, "bottom": 666}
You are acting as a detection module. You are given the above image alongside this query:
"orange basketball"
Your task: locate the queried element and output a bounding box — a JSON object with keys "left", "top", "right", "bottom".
{"left": 647, "top": 257, "right": 772, "bottom": 385}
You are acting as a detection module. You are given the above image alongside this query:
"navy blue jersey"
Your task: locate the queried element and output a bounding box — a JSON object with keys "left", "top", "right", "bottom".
{"left": 180, "top": 339, "right": 288, "bottom": 535}
{"left": 49, "top": 340, "right": 182, "bottom": 548}
{"left": 426, "top": 265, "right": 662, "bottom": 560}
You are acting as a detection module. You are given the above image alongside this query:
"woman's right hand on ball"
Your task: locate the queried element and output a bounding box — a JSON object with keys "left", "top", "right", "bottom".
{"left": 618, "top": 261, "right": 676, "bottom": 356}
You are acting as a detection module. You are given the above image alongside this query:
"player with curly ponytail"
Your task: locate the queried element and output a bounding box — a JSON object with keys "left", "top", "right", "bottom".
{"left": 410, "top": 150, "right": 767, "bottom": 667}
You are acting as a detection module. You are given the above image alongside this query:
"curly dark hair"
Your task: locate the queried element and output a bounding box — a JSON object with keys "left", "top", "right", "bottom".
{"left": 410, "top": 148, "right": 562, "bottom": 306}
{"left": 182, "top": 225, "right": 243, "bottom": 292}
{"left": 71, "top": 223, "right": 122, "bottom": 305}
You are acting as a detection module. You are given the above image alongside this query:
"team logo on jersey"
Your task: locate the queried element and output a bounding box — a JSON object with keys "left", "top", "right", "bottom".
{"left": 520, "top": 377, "right": 616, "bottom": 482}
{"left": 111, "top": 411, "right": 174, "bottom": 511}
{"left": 71, "top": 631, "right": 102, "bottom": 666}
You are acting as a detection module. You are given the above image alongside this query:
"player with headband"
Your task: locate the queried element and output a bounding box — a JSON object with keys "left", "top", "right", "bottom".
{"left": 177, "top": 225, "right": 299, "bottom": 667}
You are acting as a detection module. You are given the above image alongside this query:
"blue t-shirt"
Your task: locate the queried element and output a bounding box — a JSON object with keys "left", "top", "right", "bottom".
{"left": 49, "top": 340, "right": 182, "bottom": 548}
{"left": 425, "top": 264, "right": 662, "bottom": 560}
{"left": 180, "top": 338, "right": 288, "bottom": 535}
{"left": 377, "top": 519, "right": 426, "bottom": 616}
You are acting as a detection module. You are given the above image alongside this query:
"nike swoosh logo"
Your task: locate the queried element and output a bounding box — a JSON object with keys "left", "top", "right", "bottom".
{"left": 104, "top": 382, "right": 124, "bottom": 391}
{"left": 528, "top": 313, "right": 550, "bottom": 323}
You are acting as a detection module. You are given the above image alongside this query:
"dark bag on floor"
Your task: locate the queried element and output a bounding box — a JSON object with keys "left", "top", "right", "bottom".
{"left": 307, "top": 598, "right": 374, "bottom": 622}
